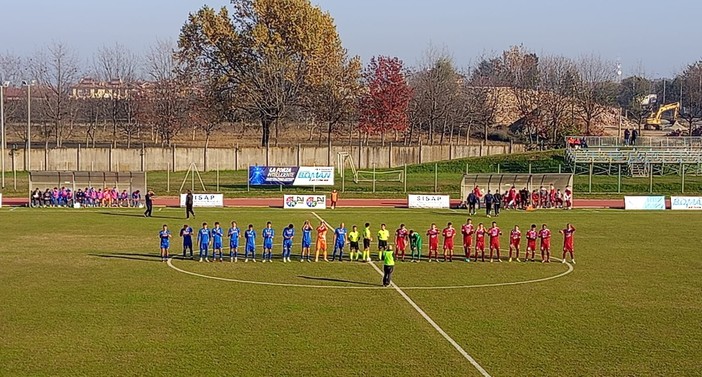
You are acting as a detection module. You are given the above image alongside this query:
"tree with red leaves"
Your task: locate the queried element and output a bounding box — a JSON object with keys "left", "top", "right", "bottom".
{"left": 358, "top": 56, "right": 413, "bottom": 144}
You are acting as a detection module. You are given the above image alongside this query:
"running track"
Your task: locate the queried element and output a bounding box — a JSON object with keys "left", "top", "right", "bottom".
{"left": 2, "top": 196, "right": 650, "bottom": 209}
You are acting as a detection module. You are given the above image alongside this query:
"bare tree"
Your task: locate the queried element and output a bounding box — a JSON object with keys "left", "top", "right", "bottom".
{"left": 30, "top": 42, "right": 81, "bottom": 147}
{"left": 140, "top": 39, "right": 187, "bottom": 147}
{"left": 679, "top": 61, "right": 702, "bottom": 135}
{"left": 540, "top": 55, "right": 578, "bottom": 142}
{"left": 574, "top": 54, "right": 617, "bottom": 135}
{"left": 409, "top": 46, "right": 461, "bottom": 145}
{"left": 92, "top": 42, "right": 140, "bottom": 142}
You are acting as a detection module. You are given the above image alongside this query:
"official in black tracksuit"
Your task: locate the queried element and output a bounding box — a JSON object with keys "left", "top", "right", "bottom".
{"left": 144, "top": 190, "right": 154, "bottom": 217}
{"left": 185, "top": 190, "right": 195, "bottom": 219}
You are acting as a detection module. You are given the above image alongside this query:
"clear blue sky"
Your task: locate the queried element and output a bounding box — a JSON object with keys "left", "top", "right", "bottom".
{"left": 1, "top": 0, "right": 701, "bottom": 77}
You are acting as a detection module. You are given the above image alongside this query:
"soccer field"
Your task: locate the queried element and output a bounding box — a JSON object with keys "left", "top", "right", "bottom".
{"left": 1, "top": 207, "right": 700, "bottom": 376}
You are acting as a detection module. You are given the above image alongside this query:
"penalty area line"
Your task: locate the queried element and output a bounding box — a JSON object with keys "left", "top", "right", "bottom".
{"left": 310, "top": 211, "right": 492, "bottom": 377}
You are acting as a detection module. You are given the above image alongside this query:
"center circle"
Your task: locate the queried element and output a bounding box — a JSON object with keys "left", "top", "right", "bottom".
{"left": 167, "top": 258, "right": 573, "bottom": 290}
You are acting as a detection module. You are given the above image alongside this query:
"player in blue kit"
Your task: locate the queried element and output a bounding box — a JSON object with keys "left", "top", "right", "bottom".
{"left": 228, "top": 221, "right": 241, "bottom": 262}
{"left": 282, "top": 224, "right": 295, "bottom": 263}
{"left": 300, "top": 220, "right": 313, "bottom": 262}
{"left": 159, "top": 224, "right": 172, "bottom": 262}
{"left": 197, "top": 222, "right": 211, "bottom": 262}
{"left": 212, "top": 222, "right": 224, "bottom": 262}
{"left": 244, "top": 224, "right": 257, "bottom": 263}
{"left": 332, "top": 222, "right": 347, "bottom": 261}
{"left": 180, "top": 224, "right": 193, "bottom": 259}
{"left": 262, "top": 222, "right": 275, "bottom": 262}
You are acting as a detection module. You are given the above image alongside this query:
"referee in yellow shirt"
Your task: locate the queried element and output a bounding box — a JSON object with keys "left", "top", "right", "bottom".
{"left": 362, "top": 223, "right": 372, "bottom": 262}
{"left": 377, "top": 223, "right": 390, "bottom": 260}
{"left": 348, "top": 225, "right": 360, "bottom": 261}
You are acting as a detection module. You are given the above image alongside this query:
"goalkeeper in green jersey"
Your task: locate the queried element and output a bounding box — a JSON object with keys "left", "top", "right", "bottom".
{"left": 409, "top": 230, "right": 422, "bottom": 262}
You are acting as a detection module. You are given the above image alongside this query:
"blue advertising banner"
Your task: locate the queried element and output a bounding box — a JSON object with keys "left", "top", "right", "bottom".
{"left": 248, "top": 166, "right": 334, "bottom": 186}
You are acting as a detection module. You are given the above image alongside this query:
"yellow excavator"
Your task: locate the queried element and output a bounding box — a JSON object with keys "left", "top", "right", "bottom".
{"left": 645, "top": 102, "right": 680, "bottom": 130}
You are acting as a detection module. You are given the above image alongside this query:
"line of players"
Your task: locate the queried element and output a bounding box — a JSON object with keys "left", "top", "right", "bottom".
{"left": 158, "top": 219, "right": 576, "bottom": 265}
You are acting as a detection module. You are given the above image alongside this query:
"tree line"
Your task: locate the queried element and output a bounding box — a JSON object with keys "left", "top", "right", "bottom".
{"left": 1, "top": 0, "right": 701, "bottom": 151}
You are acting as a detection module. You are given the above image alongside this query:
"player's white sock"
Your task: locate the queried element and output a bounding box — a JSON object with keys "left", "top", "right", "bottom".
{"left": 199, "top": 258, "right": 203, "bottom": 262}
{"left": 572, "top": 259, "right": 576, "bottom": 264}
{"left": 562, "top": 259, "right": 566, "bottom": 264}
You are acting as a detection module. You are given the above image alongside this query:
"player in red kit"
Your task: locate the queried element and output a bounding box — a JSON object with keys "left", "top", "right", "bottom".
{"left": 487, "top": 221, "right": 502, "bottom": 262}
{"left": 559, "top": 223, "right": 576, "bottom": 264}
{"left": 442, "top": 222, "right": 456, "bottom": 262}
{"left": 474, "top": 223, "right": 486, "bottom": 262}
{"left": 539, "top": 224, "right": 552, "bottom": 263}
{"left": 509, "top": 225, "right": 521, "bottom": 262}
{"left": 461, "top": 218, "right": 474, "bottom": 262}
{"left": 426, "top": 223, "right": 440, "bottom": 262}
{"left": 395, "top": 224, "right": 409, "bottom": 261}
{"left": 525, "top": 224, "right": 538, "bottom": 262}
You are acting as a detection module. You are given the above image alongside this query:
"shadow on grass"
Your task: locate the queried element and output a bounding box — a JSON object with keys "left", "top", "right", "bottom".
{"left": 298, "top": 275, "right": 378, "bottom": 287}
{"left": 90, "top": 252, "right": 171, "bottom": 263}
{"left": 98, "top": 211, "right": 184, "bottom": 219}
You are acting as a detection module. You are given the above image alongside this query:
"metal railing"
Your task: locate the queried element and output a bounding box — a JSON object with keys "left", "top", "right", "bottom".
{"left": 565, "top": 136, "right": 702, "bottom": 148}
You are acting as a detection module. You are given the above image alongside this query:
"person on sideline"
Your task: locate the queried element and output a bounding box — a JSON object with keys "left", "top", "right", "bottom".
{"left": 381, "top": 246, "right": 395, "bottom": 287}
{"left": 144, "top": 190, "right": 154, "bottom": 217}
{"left": 330, "top": 189, "right": 339, "bottom": 209}
{"left": 185, "top": 190, "right": 195, "bottom": 219}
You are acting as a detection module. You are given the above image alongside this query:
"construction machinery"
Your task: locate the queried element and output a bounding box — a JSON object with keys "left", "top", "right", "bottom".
{"left": 645, "top": 102, "right": 680, "bottom": 130}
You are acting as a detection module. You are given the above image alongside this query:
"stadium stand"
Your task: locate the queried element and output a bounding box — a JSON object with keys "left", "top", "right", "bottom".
{"left": 565, "top": 136, "right": 702, "bottom": 176}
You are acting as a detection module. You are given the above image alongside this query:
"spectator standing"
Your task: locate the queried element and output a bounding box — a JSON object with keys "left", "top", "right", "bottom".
{"left": 484, "top": 190, "right": 494, "bottom": 217}
{"left": 185, "top": 190, "right": 195, "bottom": 219}
{"left": 467, "top": 191, "right": 477, "bottom": 216}
{"left": 624, "top": 129, "right": 631, "bottom": 145}
{"left": 493, "top": 191, "right": 502, "bottom": 217}
{"left": 330, "top": 190, "right": 339, "bottom": 209}
{"left": 144, "top": 190, "right": 154, "bottom": 217}
{"left": 631, "top": 129, "right": 638, "bottom": 145}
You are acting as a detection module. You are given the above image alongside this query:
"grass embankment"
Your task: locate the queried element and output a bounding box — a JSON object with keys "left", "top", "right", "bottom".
{"left": 2, "top": 150, "right": 701, "bottom": 198}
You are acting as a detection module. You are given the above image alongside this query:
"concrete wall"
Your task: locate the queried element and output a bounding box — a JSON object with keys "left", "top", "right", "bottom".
{"left": 2, "top": 142, "right": 523, "bottom": 172}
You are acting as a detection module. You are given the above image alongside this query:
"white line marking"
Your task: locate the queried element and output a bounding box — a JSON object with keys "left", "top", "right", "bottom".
{"left": 166, "top": 256, "right": 572, "bottom": 290}
{"left": 167, "top": 258, "right": 385, "bottom": 290}
{"left": 311, "top": 211, "right": 492, "bottom": 377}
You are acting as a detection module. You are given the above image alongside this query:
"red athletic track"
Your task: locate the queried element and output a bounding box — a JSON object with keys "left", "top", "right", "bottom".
{"left": 2, "top": 196, "right": 655, "bottom": 209}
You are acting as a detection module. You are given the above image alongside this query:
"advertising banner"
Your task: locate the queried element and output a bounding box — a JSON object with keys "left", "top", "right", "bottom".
{"left": 248, "top": 166, "right": 334, "bottom": 186}
{"left": 624, "top": 196, "right": 666, "bottom": 210}
{"left": 670, "top": 196, "right": 702, "bottom": 210}
{"left": 179, "top": 194, "right": 224, "bottom": 208}
{"left": 283, "top": 195, "right": 327, "bottom": 210}
{"left": 408, "top": 194, "right": 451, "bottom": 209}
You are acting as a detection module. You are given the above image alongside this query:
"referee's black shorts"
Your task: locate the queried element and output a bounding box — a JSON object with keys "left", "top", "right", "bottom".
{"left": 363, "top": 239, "right": 371, "bottom": 250}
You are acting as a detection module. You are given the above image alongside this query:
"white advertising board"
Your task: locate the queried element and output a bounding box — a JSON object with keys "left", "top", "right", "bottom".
{"left": 283, "top": 195, "right": 327, "bottom": 209}
{"left": 624, "top": 196, "right": 665, "bottom": 210}
{"left": 408, "top": 194, "right": 451, "bottom": 209}
{"left": 292, "top": 167, "right": 335, "bottom": 186}
{"left": 670, "top": 196, "right": 702, "bottom": 210}
{"left": 180, "top": 194, "right": 224, "bottom": 208}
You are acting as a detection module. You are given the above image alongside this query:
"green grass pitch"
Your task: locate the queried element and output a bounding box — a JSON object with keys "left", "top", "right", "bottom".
{"left": 1, "top": 206, "right": 700, "bottom": 376}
